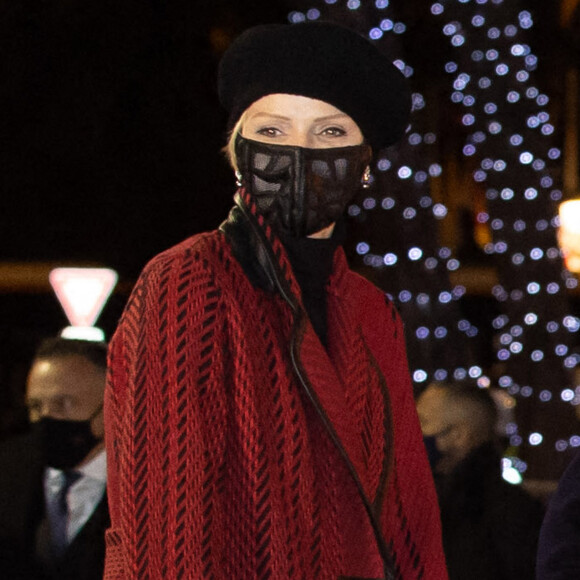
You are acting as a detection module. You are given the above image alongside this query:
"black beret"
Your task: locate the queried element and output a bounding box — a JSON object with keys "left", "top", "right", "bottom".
{"left": 218, "top": 21, "right": 411, "bottom": 151}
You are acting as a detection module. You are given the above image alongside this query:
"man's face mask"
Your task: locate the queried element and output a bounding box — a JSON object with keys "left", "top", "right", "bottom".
{"left": 235, "top": 135, "right": 372, "bottom": 237}
{"left": 423, "top": 425, "right": 460, "bottom": 474}
{"left": 423, "top": 435, "right": 443, "bottom": 470}
{"left": 34, "top": 404, "right": 103, "bottom": 470}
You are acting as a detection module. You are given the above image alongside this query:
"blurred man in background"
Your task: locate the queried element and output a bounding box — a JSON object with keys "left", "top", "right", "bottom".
{"left": 417, "top": 381, "right": 544, "bottom": 580}
{"left": 536, "top": 366, "right": 580, "bottom": 579}
{"left": 0, "top": 337, "right": 109, "bottom": 580}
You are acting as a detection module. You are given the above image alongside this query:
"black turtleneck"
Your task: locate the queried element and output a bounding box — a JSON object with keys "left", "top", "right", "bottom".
{"left": 279, "top": 222, "right": 345, "bottom": 347}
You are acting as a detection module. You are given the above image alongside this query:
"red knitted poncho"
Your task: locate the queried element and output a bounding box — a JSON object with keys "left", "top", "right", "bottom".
{"left": 103, "top": 194, "right": 448, "bottom": 579}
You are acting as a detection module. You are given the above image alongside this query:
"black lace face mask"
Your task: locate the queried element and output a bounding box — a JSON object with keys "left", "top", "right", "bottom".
{"left": 235, "top": 135, "right": 372, "bottom": 237}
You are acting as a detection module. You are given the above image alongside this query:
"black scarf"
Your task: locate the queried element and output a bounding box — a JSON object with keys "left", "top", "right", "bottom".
{"left": 279, "top": 222, "right": 345, "bottom": 346}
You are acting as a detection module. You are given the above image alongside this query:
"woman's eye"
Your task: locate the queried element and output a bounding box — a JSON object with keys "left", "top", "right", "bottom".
{"left": 256, "top": 127, "right": 282, "bottom": 137}
{"left": 321, "top": 127, "right": 347, "bottom": 137}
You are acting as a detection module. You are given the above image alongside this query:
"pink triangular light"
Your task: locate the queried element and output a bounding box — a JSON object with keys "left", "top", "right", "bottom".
{"left": 49, "top": 268, "right": 118, "bottom": 327}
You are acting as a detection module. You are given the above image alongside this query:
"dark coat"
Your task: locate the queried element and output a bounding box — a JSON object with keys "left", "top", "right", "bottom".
{"left": 537, "top": 449, "right": 580, "bottom": 579}
{"left": 436, "top": 442, "right": 544, "bottom": 580}
{"left": 0, "top": 430, "right": 109, "bottom": 580}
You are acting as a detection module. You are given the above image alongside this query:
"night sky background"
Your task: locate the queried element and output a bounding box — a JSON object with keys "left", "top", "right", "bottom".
{"left": 0, "top": 0, "right": 296, "bottom": 278}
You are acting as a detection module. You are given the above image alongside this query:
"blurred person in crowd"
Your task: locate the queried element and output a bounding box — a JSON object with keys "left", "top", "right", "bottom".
{"left": 417, "top": 381, "right": 544, "bottom": 580}
{"left": 537, "top": 447, "right": 580, "bottom": 579}
{"left": 0, "top": 337, "right": 109, "bottom": 579}
{"left": 103, "top": 21, "right": 447, "bottom": 579}
{"left": 536, "top": 367, "right": 580, "bottom": 579}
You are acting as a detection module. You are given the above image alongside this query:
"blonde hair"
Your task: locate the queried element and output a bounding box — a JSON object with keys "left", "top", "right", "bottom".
{"left": 222, "top": 113, "right": 246, "bottom": 173}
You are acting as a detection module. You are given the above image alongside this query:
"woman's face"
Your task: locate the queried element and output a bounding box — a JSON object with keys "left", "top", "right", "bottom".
{"left": 240, "top": 93, "right": 364, "bottom": 149}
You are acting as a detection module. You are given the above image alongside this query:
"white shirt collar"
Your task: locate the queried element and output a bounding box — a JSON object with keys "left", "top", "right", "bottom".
{"left": 77, "top": 448, "right": 107, "bottom": 482}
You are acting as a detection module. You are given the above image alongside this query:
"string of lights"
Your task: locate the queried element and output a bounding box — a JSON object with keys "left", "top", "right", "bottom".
{"left": 288, "top": 0, "right": 580, "bottom": 478}
{"left": 288, "top": 0, "right": 484, "bottom": 395}
{"left": 435, "top": 0, "right": 579, "bottom": 478}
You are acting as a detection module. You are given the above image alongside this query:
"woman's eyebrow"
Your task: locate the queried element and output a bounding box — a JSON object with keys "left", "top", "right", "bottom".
{"left": 249, "top": 112, "right": 291, "bottom": 121}
{"left": 313, "top": 113, "right": 350, "bottom": 122}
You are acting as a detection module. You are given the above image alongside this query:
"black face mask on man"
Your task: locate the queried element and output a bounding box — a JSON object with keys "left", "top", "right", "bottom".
{"left": 235, "top": 135, "right": 372, "bottom": 237}
{"left": 35, "top": 404, "right": 103, "bottom": 470}
{"left": 423, "top": 435, "right": 443, "bottom": 470}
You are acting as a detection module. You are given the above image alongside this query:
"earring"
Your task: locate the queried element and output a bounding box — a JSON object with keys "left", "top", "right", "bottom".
{"left": 361, "top": 166, "right": 371, "bottom": 189}
{"left": 235, "top": 171, "right": 243, "bottom": 188}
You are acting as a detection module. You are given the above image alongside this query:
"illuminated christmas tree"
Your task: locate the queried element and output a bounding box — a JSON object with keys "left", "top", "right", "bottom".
{"left": 288, "top": 0, "right": 580, "bottom": 478}
{"left": 288, "top": 1, "right": 484, "bottom": 394}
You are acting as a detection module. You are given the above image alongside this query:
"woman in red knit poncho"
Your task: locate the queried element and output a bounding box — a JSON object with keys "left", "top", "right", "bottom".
{"left": 104, "top": 21, "right": 448, "bottom": 579}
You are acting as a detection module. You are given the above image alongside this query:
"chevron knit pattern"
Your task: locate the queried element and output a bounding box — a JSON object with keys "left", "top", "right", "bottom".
{"left": 103, "top": 203, "right": 448, "bottom": 579}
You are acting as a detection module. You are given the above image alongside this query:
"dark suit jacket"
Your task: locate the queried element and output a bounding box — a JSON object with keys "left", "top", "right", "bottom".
{"left": 0, "top": 430, "right": 109, "bottom": 580}
{"left": 436, "top": 442, "right": 545, "bottom": 580}
{"left": 537, "top": 449, "right": 580, "bottom": 579}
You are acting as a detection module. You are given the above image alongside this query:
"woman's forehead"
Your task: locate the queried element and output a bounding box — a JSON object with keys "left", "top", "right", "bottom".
{"left": 243, "top": 94, "right": 353, "bottom": 122}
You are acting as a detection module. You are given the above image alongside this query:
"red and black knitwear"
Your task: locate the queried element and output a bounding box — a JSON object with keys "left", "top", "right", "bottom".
{"left": 103, "top": 190, "right": 448, "bottom": 579}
